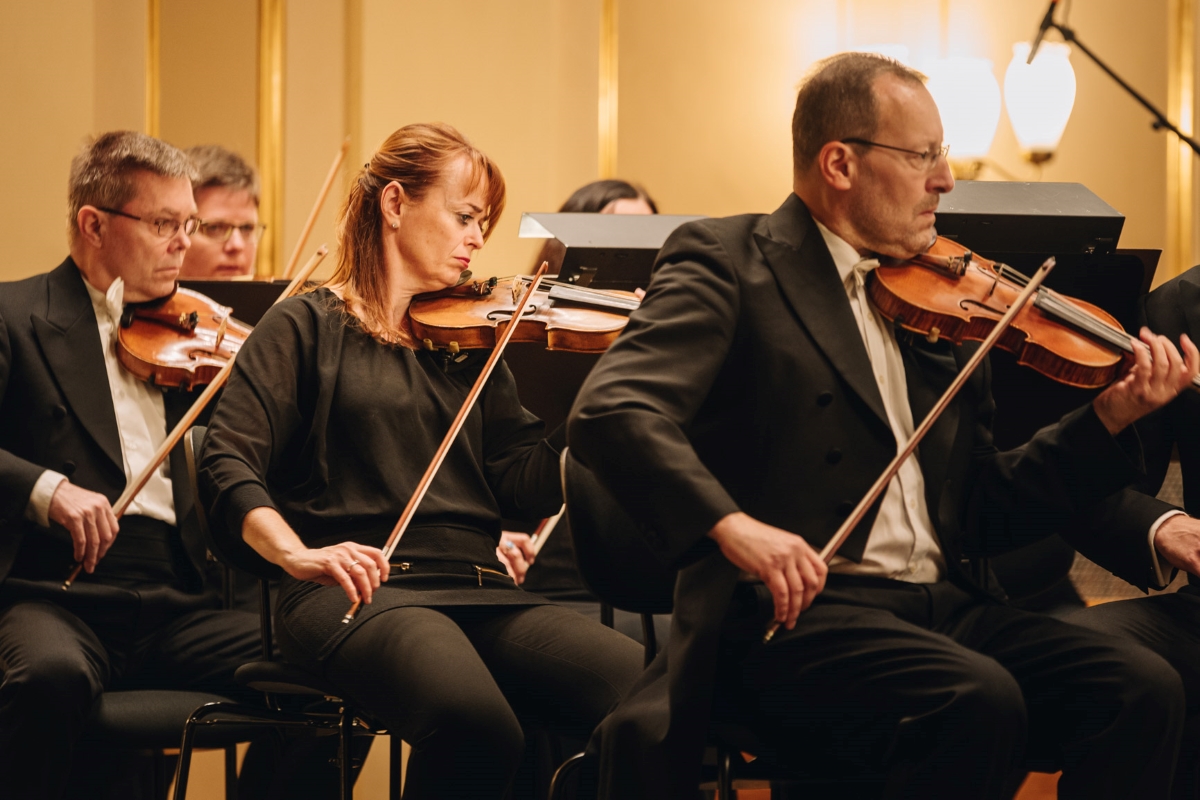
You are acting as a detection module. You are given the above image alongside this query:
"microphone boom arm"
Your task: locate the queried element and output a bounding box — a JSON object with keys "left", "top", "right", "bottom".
{"left": 1049, "top": 21, "right": 1200, "bottom": 156}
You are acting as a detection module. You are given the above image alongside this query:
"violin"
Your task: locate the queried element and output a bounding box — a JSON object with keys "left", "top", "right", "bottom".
{"left": 867, "top": 236, "right": 1199, "bottom": 390}
{"left": 117, "top": 286, "right": 253, "bottom": 391}
{"left": 407, "top": 275, "right": 640, "bottom": 355}
{"left": 63, "top": 247, "right": 330, "bottom": 589}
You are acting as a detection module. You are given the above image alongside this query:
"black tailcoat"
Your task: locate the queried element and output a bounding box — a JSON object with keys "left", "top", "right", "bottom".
{"left": 569, "top": 195, "right": 1143, "bottom": 798}
{"left": 0, "top": 258, "right": 208, "bottom": 590}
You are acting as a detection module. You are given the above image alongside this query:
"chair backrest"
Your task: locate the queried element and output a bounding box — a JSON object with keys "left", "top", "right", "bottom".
{"left": 560, "top": 447, "right": 676, "bottom": 615}
{"left": 185, "top": 426, "right": 282, "bottom": 582}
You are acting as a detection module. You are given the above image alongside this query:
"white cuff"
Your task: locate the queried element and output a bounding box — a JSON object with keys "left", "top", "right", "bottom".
{"left": 25, "top": 470, "right": 68, "bottom": 529}
{"left": 1148, "top": 509, "right": 1186, "bottom": 589}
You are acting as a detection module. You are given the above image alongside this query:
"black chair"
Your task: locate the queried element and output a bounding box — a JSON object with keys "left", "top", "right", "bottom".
{"left": 79, "top": 688, "right": 254, "bottom": 798}
{"left": 556, "top": 446, "right": 887, "bottom": 800}
{"left": 77, "top": 540, "right": 275, "bottom": 797}
{"left": 173, "top": 425, "right": 402, "bottom": 800}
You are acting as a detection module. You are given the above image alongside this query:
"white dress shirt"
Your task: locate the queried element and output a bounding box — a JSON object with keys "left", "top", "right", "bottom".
{"left": 816, "top": 221, "right": 946, "bottom": 583}
{"left": 23, "top": 275, "right": 176, "bottom": 527}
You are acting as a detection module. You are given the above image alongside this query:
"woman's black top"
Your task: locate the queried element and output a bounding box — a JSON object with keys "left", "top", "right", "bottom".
{"left": 199, "top": 289, "right": 564, "bottom": 663}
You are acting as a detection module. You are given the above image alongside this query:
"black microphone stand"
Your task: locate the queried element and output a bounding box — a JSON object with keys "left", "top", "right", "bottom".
{"left": 1049, "top": 20, "right": 1200, "bottom": 156}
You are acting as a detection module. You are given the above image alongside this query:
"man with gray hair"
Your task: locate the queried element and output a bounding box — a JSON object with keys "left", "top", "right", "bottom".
{"left": 571, "top": 52, "right": 1198, "bottom": 798}
{"left": 181, "top": 145, "right": 263, "bottom": 279}
{"left": 0, "top": 131, "right": 272, "bottom": 796}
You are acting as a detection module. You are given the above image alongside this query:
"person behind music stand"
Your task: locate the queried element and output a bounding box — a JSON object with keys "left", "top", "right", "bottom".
{"left": 180, "top": 145, "right": 263, "bottom": 280}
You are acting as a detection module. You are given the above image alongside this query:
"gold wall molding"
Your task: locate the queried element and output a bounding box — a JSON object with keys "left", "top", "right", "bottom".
{"left": 598, "top": 0, "right": 618, "bottom": 178}
{"left": 257, "top": 0, "right": 285, "bottom": 276}
{"left": 1167, "top": 0, "right": 1195, "bottom": 283}
{"left": 145, "top": 0, "right": 160, "bottom": 136}
{"left": 345, "top": 0, "right": 362, "bottom": 181}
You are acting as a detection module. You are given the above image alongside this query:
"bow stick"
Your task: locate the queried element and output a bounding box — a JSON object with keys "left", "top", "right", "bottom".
{"left": 530, "top": 505, "right": 566, "bottom": 556}
{"left": 762, "top": 255, "right": 1057, "bottom": 642}
{"left": 281, "top": 138, "right": 349, "bottom": 279}
{"left": 63, "top": 246, "right": 330, "bottom": 589}
{"left": 342, "top": 261, "right": 551, "bottom": 623}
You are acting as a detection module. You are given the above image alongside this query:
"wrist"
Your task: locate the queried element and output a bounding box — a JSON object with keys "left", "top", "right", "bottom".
{"left": 1091, "top": 396, "right": 1127, "bottom": 437}
{"left": 707, "top": 511, "right": 747, "bottom": 545}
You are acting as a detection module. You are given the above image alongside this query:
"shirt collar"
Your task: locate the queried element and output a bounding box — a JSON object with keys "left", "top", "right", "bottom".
{"left": 82, "top": 275, "right": 125, "bottom": 330}
{"left": 813, "top": 220, "right": 879, "bottom": 286}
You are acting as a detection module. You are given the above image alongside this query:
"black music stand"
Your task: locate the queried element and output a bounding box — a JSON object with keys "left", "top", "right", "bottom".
{"left": 518, "top": 212, "right": 704, "bottom": 293}
{"left": 510, "top": 212, "right": 705, "bottom": 430}
{"left": 179, "top": 278, "right": 291, "bottom": 326}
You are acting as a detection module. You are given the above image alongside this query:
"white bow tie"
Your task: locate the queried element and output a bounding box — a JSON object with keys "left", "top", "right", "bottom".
{"left": 102, "top": 278, "right": 125, "bottom": 337}
{"left": 849, "top": 258, "right": 881, "bottom": 290}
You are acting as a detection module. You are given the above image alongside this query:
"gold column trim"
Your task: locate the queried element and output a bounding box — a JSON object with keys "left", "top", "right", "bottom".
{"left": 1166, "top": 0, "right": 1195, "bottom": 284}
{"left": 145, "top": 0, "right": 160, "bottom": 136}
{"left": 598, "top": 0, "right": 618, "bottom": 178}
{"left": 345, "top": 0, "right": 363, "bottom": 181}
{"left": 938, "top": 0, "right": 950, "bottom": 58}
{"left": 257, "top": 0, "right": 286, "bottom": 277}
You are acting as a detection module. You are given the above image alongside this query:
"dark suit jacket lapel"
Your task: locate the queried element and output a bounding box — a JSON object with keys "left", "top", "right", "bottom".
{"left": 31, "top": 260, "right": 124, "bottom": 474}
{"left": 754, "top": 195, "right": 890, "bottom": 431}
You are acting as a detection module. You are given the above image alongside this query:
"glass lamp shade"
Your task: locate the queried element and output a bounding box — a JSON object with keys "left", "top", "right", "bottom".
{"left": 924, "top": 57, "right": 1002, "bottom": 161}
{"left": 1004, "top": 41, "right": 1076, "bottom": 162}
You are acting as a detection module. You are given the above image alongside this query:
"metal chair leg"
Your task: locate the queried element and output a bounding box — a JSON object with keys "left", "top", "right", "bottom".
{"left": 224, "top": 743, "right": 238, "bottom": 799}
{"left": 172, "top": 718, "right": 200, "bottom": 800}
{"left": 548, "top": 752, "right": 587, "bottom": 800}
{"left": 390, "top": 734, "right": 403, "bottom": 800}
{"left": 717, "top": 747, "right": 733, "bottom": 800}
{"left": 640, "top": 613, "right": 657, "bottom": 668}
{"left": 339, "top": 705, "right": 354, "bottom": 800}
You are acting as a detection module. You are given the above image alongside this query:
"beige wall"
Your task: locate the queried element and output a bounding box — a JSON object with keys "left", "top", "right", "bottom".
{"left": 1, "top": 1, "right": 99, "bottom": 277}
{"left": 1, "top": 1, "right": 1183, "bottom": 284}
{"left": 159, "top": 0, "right": 258, "bottom": 160}
{"left": 619, "top": 0, "right": 1170, "bottom": 273}
{"left": 350, "top": 0, "right": 601, "bottom": 279}
{"left": 281, "top": 0, "right": 346, "bottom": 279}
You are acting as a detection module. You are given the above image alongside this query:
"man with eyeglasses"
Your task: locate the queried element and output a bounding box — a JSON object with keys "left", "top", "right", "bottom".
{"left": 570, "top": 52, "right": 1198, "bottom": 799}
{"left": 181, "top": 145, "right": 264, "bottom": 280}
{"left": 0, "top": 131, "right": 320, "bottom": 798}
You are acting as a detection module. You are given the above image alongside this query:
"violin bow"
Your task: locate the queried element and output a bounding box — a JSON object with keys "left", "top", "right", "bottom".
{"left": 342, "top": 261, "right": 551, "bottom": 623}
{"left": 530, "top": 505, "right": 566, "bottom": 556}
{"left": 281, "top": 138, "right": 349, "bottom": 280}
{"left": 762, "top": 255, "right": 1057, "bottom": 642}
{"left": 63, "top": 246, "right": 330, "bottom": 589}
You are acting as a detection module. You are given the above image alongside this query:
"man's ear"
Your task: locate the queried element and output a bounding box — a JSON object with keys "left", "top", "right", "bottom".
{"left": 816, "top": 142, "right": 856, "bottom": 191}
{"left": 76, "top": 207, "right": 105, "bottom": 248}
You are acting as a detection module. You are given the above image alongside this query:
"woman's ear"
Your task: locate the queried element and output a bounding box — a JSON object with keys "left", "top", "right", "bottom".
{"left": 379, "top": 181, "right": 407, "bottom": 229}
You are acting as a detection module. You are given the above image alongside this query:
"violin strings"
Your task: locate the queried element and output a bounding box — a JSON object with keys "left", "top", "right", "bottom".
{"left": 997, "top": 264, "right": 1135, "bottom": 352}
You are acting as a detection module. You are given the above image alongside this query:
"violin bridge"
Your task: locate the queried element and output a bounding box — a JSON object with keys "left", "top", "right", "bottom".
{"left": 214, "top": 315, "right": 228, "bottom": 351}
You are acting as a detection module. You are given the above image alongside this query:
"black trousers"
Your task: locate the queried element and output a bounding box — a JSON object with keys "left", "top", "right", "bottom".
{"left": 0, "top": 589, "right": 267, "bottom": 799}
{"left": 325, "top": 603, "right": 644, "bottom": 800}
{"left": 1068, "top": 589, "right": 1200, "bottom": 799}
{"left": 718, "top": 576, "right": 1185, "bottom": 800}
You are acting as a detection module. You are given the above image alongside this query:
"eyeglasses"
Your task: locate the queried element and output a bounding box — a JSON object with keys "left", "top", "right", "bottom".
{"left": 97, "top": 207, "right": 200, "bottom": 238}
{"left": 841, "top": 138, "right": 951, "bottom": 171}
{"left": 196, "top": 220, "right": 267, "bottom": 243}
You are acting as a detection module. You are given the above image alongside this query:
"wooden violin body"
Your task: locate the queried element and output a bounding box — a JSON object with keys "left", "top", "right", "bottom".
{"left": 117, "top": 287, "right": 253, "bottom": 390}
{"left": 869, "top": 237, "right": 1126, "bottom": 389}
{"left": 408, "top": 276, "right": 639, "bottom": 354}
